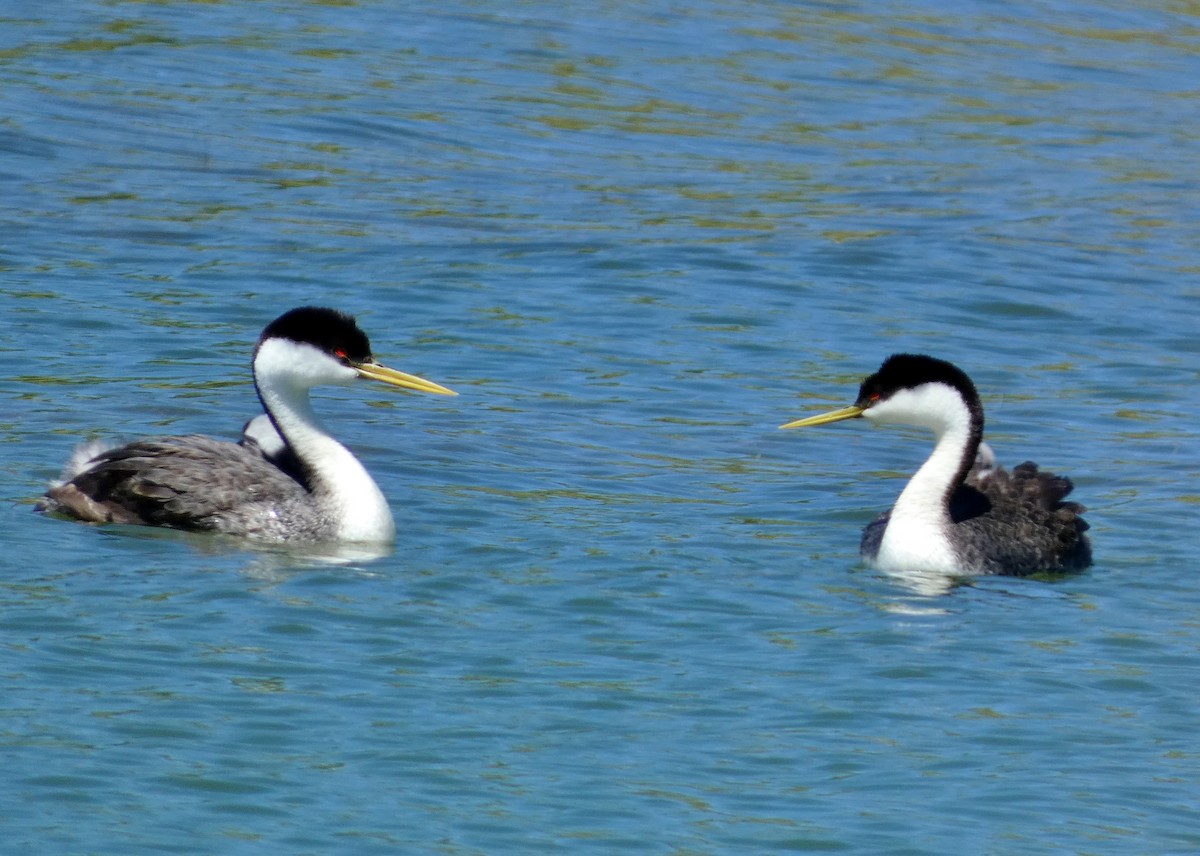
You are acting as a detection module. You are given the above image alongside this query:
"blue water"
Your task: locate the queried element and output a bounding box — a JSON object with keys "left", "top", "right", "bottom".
{"left": 3, "top": 1, "right": 1199, "bottom": 852}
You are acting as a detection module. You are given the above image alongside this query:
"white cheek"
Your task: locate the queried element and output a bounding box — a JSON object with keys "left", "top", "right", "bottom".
{"left": 864, "top": 385, "right": 968, "bottom": 432}
{"left": 255, "top": 338, "right": 358, "bottom": 387}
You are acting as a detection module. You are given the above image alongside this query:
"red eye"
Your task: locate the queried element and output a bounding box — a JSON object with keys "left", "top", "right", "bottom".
{"left": 334, "top": 348, "right": 348, "bottom": 361}
{"left": 869, "top": 393, "right": 881, "bottom": 402}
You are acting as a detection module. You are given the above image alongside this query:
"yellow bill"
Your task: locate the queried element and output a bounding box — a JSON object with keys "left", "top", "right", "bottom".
{"left": 352, "top": 360, "right": 457, "bottom": 396}
{"left": 780, "top": 404, "right": 864, "bottom": 429}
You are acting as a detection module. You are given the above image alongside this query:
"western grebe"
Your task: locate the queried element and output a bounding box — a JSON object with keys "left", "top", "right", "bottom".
{"left": 781, "top": 354, "right": 1091, "bottom": 577}
{"left": 40, "top": 306, "right": 456, "bottom": 543}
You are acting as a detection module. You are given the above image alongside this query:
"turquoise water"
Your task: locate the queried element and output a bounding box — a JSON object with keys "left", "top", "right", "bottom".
{"left": 3, "top": 1, "right": 1199, "bottom": 852}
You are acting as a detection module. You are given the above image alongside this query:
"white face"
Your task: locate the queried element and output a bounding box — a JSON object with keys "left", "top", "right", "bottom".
{"left": 254, "top": 337, "right": 360, "bottom": 390}
{"left": 862, "top": 382, "right": 969, "bottom": 434}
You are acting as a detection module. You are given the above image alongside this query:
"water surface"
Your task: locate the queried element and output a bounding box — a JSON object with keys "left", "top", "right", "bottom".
{"left": 2, "top": 1, "right": 1198, "bottom": 853}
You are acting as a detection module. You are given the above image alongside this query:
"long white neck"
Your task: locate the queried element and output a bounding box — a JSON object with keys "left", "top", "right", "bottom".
{"left": 868, "top": 384, "right": 979, "bottom": 574}
{"left": 255, "top": 340, "right": 396, "bottom": 542}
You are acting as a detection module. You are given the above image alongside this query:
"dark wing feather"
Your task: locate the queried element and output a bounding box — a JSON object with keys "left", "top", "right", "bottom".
{"left": 860, "top": 512, "right": 889, "bottom": 562}
{"left": 858, "top": 456, "right": 1091, "bottom": 577}
{"left": 951, "top": 461, "right": 1091, "bottom": 575}
{"left": 44, "top": 435, "right": 320, "bottom": 538}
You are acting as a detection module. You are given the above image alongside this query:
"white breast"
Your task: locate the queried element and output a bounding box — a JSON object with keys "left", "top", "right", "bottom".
{"left": 862, "top": 382, "right": 974, "bottom": 576}
{"left": 871, "top": 518, "right": 959, "bottom": 575}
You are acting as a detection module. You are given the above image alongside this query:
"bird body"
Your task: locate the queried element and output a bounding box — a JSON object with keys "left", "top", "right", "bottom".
{"left": 40, "top": 307, "right": 455, "bottom": 543}
{"left": 47, "top": 434, "right": 328, "bottom": 540}
{"left": 783, "top": 354, "right": 1090, "bottom": 577}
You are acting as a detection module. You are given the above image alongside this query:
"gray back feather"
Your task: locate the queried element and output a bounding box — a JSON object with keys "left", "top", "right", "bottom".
{"left": 44, "top": 435, "right": 333, "bottom": 541}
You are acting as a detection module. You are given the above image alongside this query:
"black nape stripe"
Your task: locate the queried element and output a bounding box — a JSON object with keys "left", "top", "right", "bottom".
{"left": 256, "top": 306, "right": 373, "bottom": 363}
{"left": 856, "top": 353, "right": 978, "bottom": 407}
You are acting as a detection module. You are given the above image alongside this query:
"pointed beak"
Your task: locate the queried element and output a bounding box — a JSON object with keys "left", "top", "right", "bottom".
{"left": 351, "top": 360, "right": 457, "bottom": 396}
{"left": 780, "top": 404, "right": 865, "bottom": 429}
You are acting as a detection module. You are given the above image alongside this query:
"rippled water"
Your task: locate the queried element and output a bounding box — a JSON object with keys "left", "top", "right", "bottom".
{"left": 3, "top": 1, "right": 1199, "bottom": 853}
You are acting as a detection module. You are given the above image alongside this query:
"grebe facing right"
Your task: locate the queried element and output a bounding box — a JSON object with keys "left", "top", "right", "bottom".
{"left": 41, "top": 307, "right": 456, "bottom": 544}
{"left": 782, "top": 354, "right": 1091, "bottom": 577}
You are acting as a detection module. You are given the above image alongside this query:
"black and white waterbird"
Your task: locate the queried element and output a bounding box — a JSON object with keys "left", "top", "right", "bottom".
{"left": 40, "top": 306, "right": 456, "bottom": 543}
{"left": 781, "top": 354, "right": 1091, "bottom": 577}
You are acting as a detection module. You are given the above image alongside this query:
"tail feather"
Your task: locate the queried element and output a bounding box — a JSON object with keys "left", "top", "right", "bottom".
{"left": 50, "top": 439, "right": 118, "bottom": 488}
{"left": 1010, "top": 461, "right": 1083, "bottom": 512}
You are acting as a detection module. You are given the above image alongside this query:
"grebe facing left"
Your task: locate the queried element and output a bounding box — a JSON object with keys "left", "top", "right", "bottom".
{"left": 40, "top": 307, "right": 456, "bottom": 543}
{"left": 781, "top": 354, "right": 1091, "bottom": 577}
